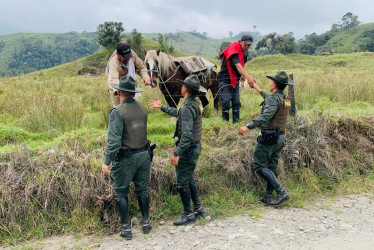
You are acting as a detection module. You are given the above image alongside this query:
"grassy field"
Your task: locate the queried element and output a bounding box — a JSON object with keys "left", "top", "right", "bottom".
{"left": 0, "top": 51, "right": 374, "bottom": 245}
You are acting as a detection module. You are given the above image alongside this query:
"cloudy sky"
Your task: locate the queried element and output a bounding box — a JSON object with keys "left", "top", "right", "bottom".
{"left": 0, "top": 0, "right": 373, "bottom": 39}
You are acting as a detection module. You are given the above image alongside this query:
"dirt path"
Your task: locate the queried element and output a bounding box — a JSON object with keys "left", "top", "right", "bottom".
{"left": 11, "top": 194, "right": 374, "bottom": 250}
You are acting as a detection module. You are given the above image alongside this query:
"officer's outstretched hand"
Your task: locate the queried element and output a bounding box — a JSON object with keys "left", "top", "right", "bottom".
{"left": 238, "top": 126, "right": 249, "bottom": 135}
{"left": 170, "top": 155, "right": 179, "bottom": 166}
{"left": 148, "top": 97, "right": 162, "bottom": 109}
{"left": 102, "top": 164, "right": 110, "bottom": 175}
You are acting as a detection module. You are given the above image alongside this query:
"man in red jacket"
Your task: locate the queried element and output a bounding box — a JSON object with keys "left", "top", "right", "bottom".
{"left": 218, "top": 35, "right": 256, "bottom": 123}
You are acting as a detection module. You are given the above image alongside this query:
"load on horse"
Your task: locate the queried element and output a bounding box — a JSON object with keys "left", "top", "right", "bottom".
{"left": 144, "top": 49, "right": 220, "bottom": 113}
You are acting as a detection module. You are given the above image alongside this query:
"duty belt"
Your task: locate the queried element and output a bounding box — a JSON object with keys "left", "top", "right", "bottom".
{"left": 117, "top": 145, "right": 148, "bottom": 159}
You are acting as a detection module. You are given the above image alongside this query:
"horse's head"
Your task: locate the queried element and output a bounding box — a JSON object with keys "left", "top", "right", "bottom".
{"left": 144, "top": 49, "right": 159, "bottom": 88}
{"left": 144, "top": 49, "right": 177, "bottom": 88}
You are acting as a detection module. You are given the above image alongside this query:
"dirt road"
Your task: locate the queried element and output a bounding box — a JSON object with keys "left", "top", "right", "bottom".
{"left": 12, "top": 194, "right": 374, "bottom": 250}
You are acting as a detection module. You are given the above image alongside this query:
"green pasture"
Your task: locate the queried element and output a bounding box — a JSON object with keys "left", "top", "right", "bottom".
{"left": 1, "top": 51, "right": 374, "bottom": 245}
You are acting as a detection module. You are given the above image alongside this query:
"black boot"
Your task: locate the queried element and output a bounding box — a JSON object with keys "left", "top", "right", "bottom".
{"left": 268, "top": 188, "right": 290, "bottom": 207}
{"left": 256, "top": 168, "right": 290, "bottom": 207}
{"left": 259, "top": 183, "right": 273, "bottom": 206}
{"left": 189, "top": 179, "right": 205, "bottom": 219}
{"left": 222, "top": 110, "right": 229, "bottom": 121}
{"left": 137, "top": 194, "right": 152, "bottom": 234}
{"left": 173, "top": 188, "right": 196, "bottom": 226}
{"left": 115, "top": 197, "right": 132, "bottom": 240}
{"left": 232, "top": 109, "right": 240, "bottom": 123}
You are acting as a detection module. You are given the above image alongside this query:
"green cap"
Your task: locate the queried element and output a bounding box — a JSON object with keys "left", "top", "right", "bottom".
{"left": 110, "top": 75, "right": 144, "bottom": 93}
{"left": 178, "top": 75, "right": 207, "bottom": 93}
{"left": 266, "top": 71, "right": 295, "bottom": 86}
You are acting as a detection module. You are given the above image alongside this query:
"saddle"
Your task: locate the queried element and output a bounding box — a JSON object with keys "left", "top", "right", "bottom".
{"left": 174, "top": 56, "right": 215, "bottom": 75}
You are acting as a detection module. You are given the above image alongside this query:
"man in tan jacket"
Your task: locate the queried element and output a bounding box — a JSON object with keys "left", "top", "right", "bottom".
{"left": 106, "top": 43, "right": 151, "bottom": 106}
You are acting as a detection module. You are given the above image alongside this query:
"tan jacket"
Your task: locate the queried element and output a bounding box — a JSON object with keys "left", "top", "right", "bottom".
{"left": 107, "top": 50, "right": 149, "bottom": 106}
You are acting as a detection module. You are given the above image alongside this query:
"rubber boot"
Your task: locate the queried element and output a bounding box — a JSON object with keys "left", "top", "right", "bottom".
{"left": 256, "top": 168, "right": 290, "bottom": 207}
{"left": 259, "top": 183, "right": 273, "bottom": 206}
{"left": 189, "top": 179, "right": 205, "bottom": 219}
{"left": 115, "top": 197, "right": 132, "bottom": 240}
{"left": 232, "top": 109, "right": 240, "bottom": 123}
{"left": 222, "top": 110, "right": 229, "bottom": 121}
{"left": 268, "top": 188, "right": 290, "bottom": 207}
{"left": 173, "top": 188, "right": 196, "bottom": 226}
{"left": 137, "top": 194, "right": 152, "bottom": 234}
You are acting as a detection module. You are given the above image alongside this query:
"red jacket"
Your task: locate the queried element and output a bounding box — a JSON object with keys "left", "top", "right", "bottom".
{"left": 220, "top": 41, "right": 244, "bottom": 88}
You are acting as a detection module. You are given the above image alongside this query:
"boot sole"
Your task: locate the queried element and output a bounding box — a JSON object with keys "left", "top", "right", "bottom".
{"left": 173, "top": 219, "right": 196, "bottom": 226}
{"left": 269, "top": 195, "right": 290, "bottom": 207}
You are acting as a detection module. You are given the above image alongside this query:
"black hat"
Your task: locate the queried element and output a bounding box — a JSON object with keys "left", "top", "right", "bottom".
{"left": 266, "top": 71, "right": 295, "bottom": 86}
{"left": 110, "top": 76, "right": 144, "bottom": 93}
{"left": 178, "top": 75, "right": 207, "bottom": 93}
{"left": 241, "top": 34, "right": 253, "bottom": 45}
{"left": 116, "top": 43, "right": 133, "bottom": 60}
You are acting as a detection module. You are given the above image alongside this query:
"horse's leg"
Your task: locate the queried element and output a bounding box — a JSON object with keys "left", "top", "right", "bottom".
{"left": 199, "top": 94, "right": 209, "bottom": 117}
{"left": 209, "top": 78, "right": 221, "bottom": 117}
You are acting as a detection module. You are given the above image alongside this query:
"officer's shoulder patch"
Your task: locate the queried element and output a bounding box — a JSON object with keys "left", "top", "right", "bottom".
{"left": 265, "top": 96, "right": 275, "bottom": 105}
{"left": 181, "top": 106, "right": 191, "bottom": 121}
{"left": 110, "top": 109, "right": 118, "bottom": 122}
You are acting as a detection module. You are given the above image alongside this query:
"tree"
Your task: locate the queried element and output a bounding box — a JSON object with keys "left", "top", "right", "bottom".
{"left": 255, "top": 32, "right": 280, "bottom": 54}
{"left": 203, "top": 32, "right": 207, "bottom": 38}
{"left": 253, "top": 25, "right": 257, "bottom": 31}
{"left": 126, "top": 29, "right": 144, "bottom": 59}
{"left": 157, "top": 33, "right": 169, "bottom": 53}
{"left": 340, "top": 12, "right": 360, "bottom": 30}
{"left": 97, "top": 21, "right": 124, "bottom": 50}
{"left": 275, "top": 33, "right": 297, "bottom": 54}
{"left": 229, "top": 31, "right": 233, "bottom": 38}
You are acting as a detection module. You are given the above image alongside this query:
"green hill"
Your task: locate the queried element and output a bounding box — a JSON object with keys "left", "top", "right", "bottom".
{"left": 1, "top": 45, "right": 374, "bottom": 244}
{"left": 315, "top": 22, "right": 374, "bottom": 54}
{"left": 143, "top": 31, "right": 261, "bottom": 58}
{"left": 0, "top": 32, "right": 100, "bottom": 77}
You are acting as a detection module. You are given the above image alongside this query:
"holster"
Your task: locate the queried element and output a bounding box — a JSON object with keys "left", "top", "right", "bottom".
{"left": 257, "top": 128, "right": 279, "bottom": 145}
{"left": 147, "top": 140, "right": 157, "bottom": 161}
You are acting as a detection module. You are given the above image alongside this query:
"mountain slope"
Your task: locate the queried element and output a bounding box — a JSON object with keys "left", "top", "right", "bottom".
{"left": 315, "top": 22, "right": 374, "bottom": 54}
{"left": 142, "top": 31, "right": 261, "bottom": 58}
{"left": 0, "top": 32, "right": 100, "bottom": 77}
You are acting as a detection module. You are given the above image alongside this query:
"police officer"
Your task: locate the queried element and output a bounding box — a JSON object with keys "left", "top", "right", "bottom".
{"left": 148, "top": 75, "right": 206, "bottom": 226}
{"left": 102, "top": 75, "right": 151, "bottom": 240}
{"left": 238, "top": 71, "right": 294, "bottom": 207}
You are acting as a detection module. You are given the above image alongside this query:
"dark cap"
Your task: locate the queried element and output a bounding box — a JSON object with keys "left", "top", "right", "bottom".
{"left": 241, "top": 34, "right": 253, "bottom": 45}
{"left": 116, "top": 43, "right": 133, "bottom": 60}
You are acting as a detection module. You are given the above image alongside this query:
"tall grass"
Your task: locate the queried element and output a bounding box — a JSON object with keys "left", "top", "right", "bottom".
{"left": 1, "top": 52, "right": 374, "bottom": 245}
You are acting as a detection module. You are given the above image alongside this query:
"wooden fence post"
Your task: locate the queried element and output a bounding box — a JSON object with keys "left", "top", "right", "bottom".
{"left": 288, "top": 73, "right": 296, "bottom": 116}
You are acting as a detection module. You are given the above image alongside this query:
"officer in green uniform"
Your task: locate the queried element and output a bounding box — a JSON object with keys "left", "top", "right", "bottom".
{"left": 102, "top": 75, "right": 152, "bottom": 240}
{"left": 148, "top": 75, "right": 206, "bottom": 226}
{"left": 239, "top": 71, "right": 294, "bottom": 207}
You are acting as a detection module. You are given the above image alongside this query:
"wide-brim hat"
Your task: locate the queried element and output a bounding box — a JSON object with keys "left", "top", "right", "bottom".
{"left": 266, "top": 70, "right": 295, "bottom": 86}
{"left": 178, "top": 75, "right": 207, "bottom": 93}
{"left": 110, "top": 75, "right": 144, "bottom": 93}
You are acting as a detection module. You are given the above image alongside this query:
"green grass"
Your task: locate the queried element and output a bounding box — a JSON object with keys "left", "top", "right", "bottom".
{"left": 1, "top": 49, "right": 374, "bottom": 245}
